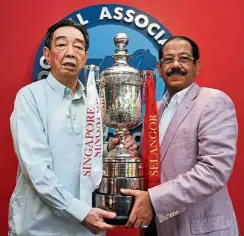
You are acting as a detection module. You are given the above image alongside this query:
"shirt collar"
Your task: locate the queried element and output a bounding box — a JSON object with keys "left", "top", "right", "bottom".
{"left": 46, "top": 72, "right": 85, "bottom": 99}
{"left": 74, "top": 80, "right": 85, "bottom": 100}
{"left": 163, "top": 83, "right": 194, "bottom": 106}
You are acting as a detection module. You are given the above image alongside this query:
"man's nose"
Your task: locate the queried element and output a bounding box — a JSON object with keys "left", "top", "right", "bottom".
{"left": 65, "top": 44, "right": 75, "bottom": 57}
{"left": 171, "top": 58, "right": 181, "bottom": 67}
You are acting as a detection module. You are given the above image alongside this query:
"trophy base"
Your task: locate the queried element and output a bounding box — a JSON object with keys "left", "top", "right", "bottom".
{"left": 93, "top": 192, "right": 134, "bottom": 225}
{"left": 104, "top": 216, "right": 128, "bottom": 225}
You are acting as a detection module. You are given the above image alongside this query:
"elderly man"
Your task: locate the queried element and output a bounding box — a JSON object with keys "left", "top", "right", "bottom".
{"left": 121, "top": 35, "right": 239, "bottom": 236}
{"left": 9, "top": 19, "right": 136, "bottom": 236}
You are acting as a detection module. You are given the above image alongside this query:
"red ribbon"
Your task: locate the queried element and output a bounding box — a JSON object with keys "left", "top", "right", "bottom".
{"left": 142, "top": 70, "right": 161, "bottom": 189}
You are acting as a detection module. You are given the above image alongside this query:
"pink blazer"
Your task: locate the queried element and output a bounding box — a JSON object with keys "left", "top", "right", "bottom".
{"left": 148, "top": 83, "right": 239, "bottom": 236}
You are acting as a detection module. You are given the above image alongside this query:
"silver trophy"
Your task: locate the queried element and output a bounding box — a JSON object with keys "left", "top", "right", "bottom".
{"left": 93, "top": 33, "right": 144, "bottom": 225}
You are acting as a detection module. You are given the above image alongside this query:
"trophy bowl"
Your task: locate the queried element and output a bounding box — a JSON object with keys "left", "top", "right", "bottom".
{"left": 93, "top": 33, "right": 144, "bottom": 225}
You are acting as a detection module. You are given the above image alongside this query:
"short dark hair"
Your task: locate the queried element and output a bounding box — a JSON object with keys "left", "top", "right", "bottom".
{"left": 44, "top": 19, "right": 89, "bottom": 52}
{"left": 158, "top": 35, "right": 199, "bottom": 63}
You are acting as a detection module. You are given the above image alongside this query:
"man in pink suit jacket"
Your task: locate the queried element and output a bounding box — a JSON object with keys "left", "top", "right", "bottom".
{"left": 121, "top": 36, "right": 239, "bottom": 235}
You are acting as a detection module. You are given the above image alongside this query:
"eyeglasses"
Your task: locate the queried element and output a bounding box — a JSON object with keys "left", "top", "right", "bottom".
{"left": 160, "top": 56, "right": 195, "bottom": 65}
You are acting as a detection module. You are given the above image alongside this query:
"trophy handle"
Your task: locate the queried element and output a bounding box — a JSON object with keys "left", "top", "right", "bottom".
{"left": 84, "top": 65, "right": 100, "bottom": 95}
{"left": 142, "top": 70, "right": 156, "bottom": 88}
{"left": 142, "top": 70, "right": 157, "bottom": 104}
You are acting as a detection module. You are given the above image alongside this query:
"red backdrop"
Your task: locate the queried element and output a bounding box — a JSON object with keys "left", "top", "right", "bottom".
{"left": 1, "top": 0, "right": 243, "bottom": 235}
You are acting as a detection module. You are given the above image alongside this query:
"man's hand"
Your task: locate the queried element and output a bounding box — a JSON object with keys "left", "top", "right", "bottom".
{"left": 81, "top": 208, "right": 117, "bottom": 234}
{"left": 120, "top": 189, "right": 153, "bottom": 228}
{"left": 108, "top": 135, "right": 137, "bottom": 154}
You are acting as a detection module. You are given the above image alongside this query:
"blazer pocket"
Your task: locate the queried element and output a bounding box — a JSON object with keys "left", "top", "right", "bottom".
{"left": 173, "top": 129, "right": 192, "bottom": 138}
{"left": 190, "top": 214, "right": 230, "bottom": 235}
{"left": 170, "top": 130, "right": 195, "bottom": 148}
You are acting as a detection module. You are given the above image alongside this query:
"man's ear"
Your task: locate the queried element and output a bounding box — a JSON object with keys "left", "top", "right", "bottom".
{"left": 195, "top": 60, "right": 201, "bottom": 74}
{"left": 43, "top": 47, "right": 51, "bottom": 65}
{"left": 156, "top": 61, "right": 161, "bottom": 70}
{"left": 156, "top": 61, "right": 162, "bottom": 77}
{"left": 84, "top": 51, "right": 88, "bottom": 65}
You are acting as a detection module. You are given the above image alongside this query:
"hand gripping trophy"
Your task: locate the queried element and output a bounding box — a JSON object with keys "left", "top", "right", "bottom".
{"left": 92, "top": 33, "right": 151, "bottom": 225}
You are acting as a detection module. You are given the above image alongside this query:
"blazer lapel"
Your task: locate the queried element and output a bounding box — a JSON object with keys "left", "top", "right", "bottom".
{"left": 160, "top": 83, "right": 200, "bottom": 161}
{"left": 157, "top": 99, "right": 167, "bottom": 119}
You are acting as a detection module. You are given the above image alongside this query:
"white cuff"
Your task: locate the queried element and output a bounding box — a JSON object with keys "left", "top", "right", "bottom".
{"left": 66, "top": 197, "right": 92, "bottom": 222}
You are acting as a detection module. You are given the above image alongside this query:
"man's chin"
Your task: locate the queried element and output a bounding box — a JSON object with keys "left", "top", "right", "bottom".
{"left": 167, "top": 81, "right": 185, "bottom": 88}
{"left": 60, "top": 70, "right": 78, "bottom": 77}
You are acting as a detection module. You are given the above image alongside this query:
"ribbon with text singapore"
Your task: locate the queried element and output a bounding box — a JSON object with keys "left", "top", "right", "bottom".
{"left": 81, "top": 65, "right": 103, "bottom": 199}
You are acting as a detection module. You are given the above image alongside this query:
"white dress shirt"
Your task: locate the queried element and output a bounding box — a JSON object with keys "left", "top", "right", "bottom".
{"left": 159, "top": 83, "right": 194, "bottom": 143}
{"left": 9, "top": 73, "right": 105, "bottom": 236}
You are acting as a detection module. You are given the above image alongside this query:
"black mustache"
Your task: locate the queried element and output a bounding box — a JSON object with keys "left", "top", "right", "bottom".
{"left": 166, "top": 68, "right": 187, "bottom": 77}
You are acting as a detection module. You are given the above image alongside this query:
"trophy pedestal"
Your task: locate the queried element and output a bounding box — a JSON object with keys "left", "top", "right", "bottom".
{"left": 93, "top": 192, "right": 134, "bottom": 225}
{"left": 93, "top": 153, "right": 144, "bottom": 225}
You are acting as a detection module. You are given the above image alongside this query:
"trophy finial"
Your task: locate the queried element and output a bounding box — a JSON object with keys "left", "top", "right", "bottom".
{"left": 114, "top": 33, "right": 128, "bottom": 48}
{"left": 113, "top": 33, "right": 129, "bottom": 65}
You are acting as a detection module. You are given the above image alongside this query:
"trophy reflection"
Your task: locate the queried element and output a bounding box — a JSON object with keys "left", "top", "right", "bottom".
{"left": 93, "top": 33, "right": 144, "bottom": 225}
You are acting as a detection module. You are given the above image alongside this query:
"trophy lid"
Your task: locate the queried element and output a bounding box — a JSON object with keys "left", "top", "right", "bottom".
{"left": 100, "top": 33, "right": 140, "bottom": 77}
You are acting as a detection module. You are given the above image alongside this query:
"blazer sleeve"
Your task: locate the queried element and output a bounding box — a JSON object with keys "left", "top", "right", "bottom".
{"left": 148, "top": 90, "right": 238, "bottom": 223}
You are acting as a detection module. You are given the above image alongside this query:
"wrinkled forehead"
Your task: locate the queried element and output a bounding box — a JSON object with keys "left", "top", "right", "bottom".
{"left": 163, "top": 39, "right": 193, "bottom": 56}
{"left": 53, "top": 26, "right": 85, "bottom": 42}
